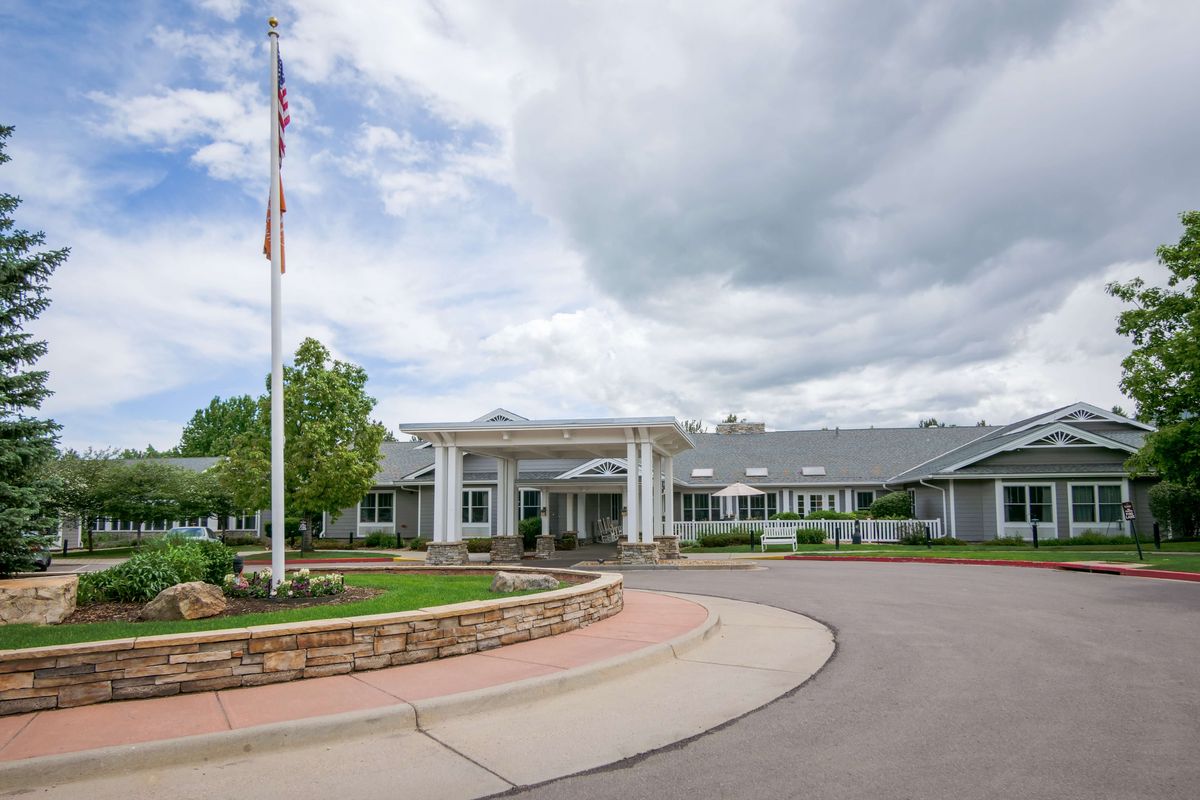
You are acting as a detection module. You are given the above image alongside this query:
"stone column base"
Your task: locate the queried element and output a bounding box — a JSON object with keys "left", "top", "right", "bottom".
{"left": 490, "top": 535, "right": 523, "bottom": 564}
{"left": 618, "top": 541, "right": 660, "bottom": 565}
{"left": 654, "top": 535, "right": 682, "bottom": 560}
{"left": 425, "top": 541, "right": 469, "bottom": 566}
{"left": 535, "top": 534, "right": 555, "bottom": 559}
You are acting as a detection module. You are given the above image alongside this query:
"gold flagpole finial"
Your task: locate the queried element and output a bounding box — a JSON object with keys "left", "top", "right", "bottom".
{"left": 268, "top": 17, "right": 279, "bottom": 29}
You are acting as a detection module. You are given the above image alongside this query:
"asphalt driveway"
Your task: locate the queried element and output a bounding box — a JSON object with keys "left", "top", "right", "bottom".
{"left": 508, "top": 560, "right": 1200, "bottom": 800}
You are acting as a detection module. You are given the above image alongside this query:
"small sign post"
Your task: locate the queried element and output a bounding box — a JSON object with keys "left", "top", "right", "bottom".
{"left": 1121, "top": 501, "right": 1143, "bottom": 560}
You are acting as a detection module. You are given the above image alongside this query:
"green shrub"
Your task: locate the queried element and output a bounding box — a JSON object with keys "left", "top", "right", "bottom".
{"left": 519, "top": 516, "right": 542, "bottom": 550}
{"left": 928, "top": 536, "right": 967, "bottom": 546}
{"left": 1148, "top": 482, "right": 1200, "bottom": 538}
{"left": 1053, "top": 532, "right": 1140, "bottom": 546}
{"left": 408, "top": 538, "right": 429, "bottom": 551}
{"left": 768, "top": 512, "right": 803, "bottom": 521}
{"left": 804, "top": 510, "right": 855, "bottom": 520}
{"left": 105, "top": 552, "right": 182, "bottom": 602}
{"left": 898, "top": 521, "right": 931, "bottom": 545}
{"left": 466, "top": 537, "right": 493, "bottom": 553}
{"left": 77, "top": 571, "right": 112, "bottom": 605}
{"left": 990, "top": 535, "right": 1029, "bottom": 546}
{"left": 559, "top": 534, "right": 578, "bottom": 550}
{"left": 870, "top": 491, "right": 913, "bottom": 519}
{"left": 697, "top": 531, "right": 752, "bottom": 547}
{"left": 363, "top": 531, "right": 395, "bottom": 548}
{"left": 221, "top": 534, "right": 261, "bottom": 546}
{"left": 795, "top": 527, "right": 827, "bottom": 544}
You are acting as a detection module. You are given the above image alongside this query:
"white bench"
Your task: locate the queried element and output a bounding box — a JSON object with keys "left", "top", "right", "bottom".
{"left": 759, "top": 528, "right": 797, "bottom": 552}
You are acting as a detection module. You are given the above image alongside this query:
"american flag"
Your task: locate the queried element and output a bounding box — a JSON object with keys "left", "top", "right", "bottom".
{"left": 276, "top": 49, "right": 290, "bottom": 160}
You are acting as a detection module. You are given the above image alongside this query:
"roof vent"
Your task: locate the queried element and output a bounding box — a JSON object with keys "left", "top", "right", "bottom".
{"left": 745, "top": 467, "right": 768, "bottom": 477}
{"left": 691, "top": 468, "right": 713, "bottom": 478}
{"left": 801, "top": 466, "right": 827, "bottom": 476}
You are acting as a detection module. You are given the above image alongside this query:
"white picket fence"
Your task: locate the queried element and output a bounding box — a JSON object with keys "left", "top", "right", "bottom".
{"left": 672, "top": 518, "right": 943, "bottom": 544}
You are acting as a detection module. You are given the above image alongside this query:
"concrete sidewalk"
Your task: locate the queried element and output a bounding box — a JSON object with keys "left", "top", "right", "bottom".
{"left": 0, "top": 590, "right": 833, "bottom": 799}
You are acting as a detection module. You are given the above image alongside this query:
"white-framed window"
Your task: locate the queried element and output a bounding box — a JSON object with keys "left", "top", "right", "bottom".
{"left": 360, "top": 491, "right": 394, "bottom": 524}
{"left": 1070, "top": 484, "right": 1123, "bottom": 525}
{"left": 111, "top": 519, "right": 133, "bottom": 531}
{"left": 147, "top": 520, "right": 170, "bottom": 531}
{"left": 234, "top": 512, "right": 257, "bottom": 530}
{"left": 520, "top": 490, "right": 541, "bottom": 520}
{"left": 682, "top": 493, "right": 720, "bottom": 521}
{"left": 738, "top": 493, "right": 778, "bottom": 520}
{"left": 92, "top": 517, "right": 107, "bottom": 531}
{"left": 855, "top": 491, "right": 875, "bottom": 511}
{"left": 462, "top": 489, "right": 490, "bottom": 525}
{"left": 805, "top": 494, "right": 838, "bottom": 514}
{"left": 1003, "top": 485, "right": 1054, "bottom": 523}
{"left": 183, "top": 517, "right": 206, "bottom": 527}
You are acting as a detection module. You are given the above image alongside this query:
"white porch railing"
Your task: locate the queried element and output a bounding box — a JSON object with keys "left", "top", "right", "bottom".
{"left": 672, "top": 519, "right": 943, "bottom": 544}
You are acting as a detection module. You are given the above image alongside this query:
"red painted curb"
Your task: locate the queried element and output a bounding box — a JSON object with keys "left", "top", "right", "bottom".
{"left": 781, "top": 555, "right": 1200, "bottom": 583}
{"left": 242, "top": 557, "right": 395, "bottom": 565}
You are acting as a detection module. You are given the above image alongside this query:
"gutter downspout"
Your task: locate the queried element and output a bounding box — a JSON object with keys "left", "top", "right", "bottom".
{"left": 919, "top": 479, "right": 947, "bottom": 538}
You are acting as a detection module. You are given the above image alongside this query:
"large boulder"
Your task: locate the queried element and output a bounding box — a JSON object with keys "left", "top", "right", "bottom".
{"left": 0, "top": 576, "right": 78, "bottom": 625}
{"left": 141, "top": 581, "right": 227, "bottom": 621}
{"left": 490, "top": 571, "right": 559, "bottom": 593}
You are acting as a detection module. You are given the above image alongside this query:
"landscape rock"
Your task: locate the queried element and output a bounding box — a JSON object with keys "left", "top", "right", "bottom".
{"left": 490, "top": 571, "right": 559, "bottom": 593}
{"left": 140, "top": 581, "right": 227, "bottom": 621}
{"left": 0, "top": 576, "right": 78, "bottom": 625}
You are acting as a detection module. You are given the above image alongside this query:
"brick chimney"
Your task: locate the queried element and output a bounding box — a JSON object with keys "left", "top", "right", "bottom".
{"left": 716, "top": 421, "right": 766, "bottom": 435}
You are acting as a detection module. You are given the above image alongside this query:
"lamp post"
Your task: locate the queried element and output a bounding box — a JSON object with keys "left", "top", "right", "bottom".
{"left": 1030, "top": 516, "right": 1039, "bottom": 549}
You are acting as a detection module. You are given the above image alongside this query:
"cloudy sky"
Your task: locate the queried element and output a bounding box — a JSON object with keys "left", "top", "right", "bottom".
{"left": 2, "top": 0, "right": 1193, "bottom": 450}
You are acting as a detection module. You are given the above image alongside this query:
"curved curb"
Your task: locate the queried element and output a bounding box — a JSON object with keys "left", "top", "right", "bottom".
{"left": 0, "top": 594, "right": 719, "bottom": 791}
{"left": 782, "top": 555, "right": 1200, "bottom": 583}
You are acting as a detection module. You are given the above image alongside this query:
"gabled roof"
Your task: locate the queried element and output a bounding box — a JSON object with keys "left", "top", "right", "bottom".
{"left": 555, "top": 458, "right": 628, "bottom": 479}
{"left": 888, "top": 403, "right": 1151, "bottom": 483}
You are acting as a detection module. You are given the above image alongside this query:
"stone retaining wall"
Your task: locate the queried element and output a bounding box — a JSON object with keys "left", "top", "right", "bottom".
{"left": 0, "top": 566, "right": 622, "bottom": 716}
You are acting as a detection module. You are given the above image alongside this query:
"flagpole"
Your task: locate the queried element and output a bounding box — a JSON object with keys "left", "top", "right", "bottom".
{"left": 267, "top": 17, "right": 285, "bottom": 591}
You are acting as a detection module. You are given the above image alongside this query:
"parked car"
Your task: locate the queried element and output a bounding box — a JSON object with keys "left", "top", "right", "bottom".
{"left": 166, "top": 526, "right": 220, "bottom": 543}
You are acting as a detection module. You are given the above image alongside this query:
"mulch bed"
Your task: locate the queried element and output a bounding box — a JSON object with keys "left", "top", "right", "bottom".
{"left": 63, "top": 585, "right": 385, "bottom": 625}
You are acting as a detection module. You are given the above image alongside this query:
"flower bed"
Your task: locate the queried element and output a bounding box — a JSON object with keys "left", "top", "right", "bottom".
{"left": 224, "top": 568, "right": 345, "bottom": 599}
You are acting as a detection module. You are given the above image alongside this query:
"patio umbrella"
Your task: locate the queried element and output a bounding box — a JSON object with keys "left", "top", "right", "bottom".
{"left": 712, "top": 482, "right": 765, "bottom": 521}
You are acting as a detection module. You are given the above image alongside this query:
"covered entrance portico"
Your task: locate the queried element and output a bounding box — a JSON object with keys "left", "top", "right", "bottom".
{"left": 399, "top": 417, "right": 694, "bottom": 564}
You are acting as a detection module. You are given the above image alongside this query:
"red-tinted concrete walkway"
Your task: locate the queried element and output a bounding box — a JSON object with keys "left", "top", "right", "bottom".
{"left": 0, "top": 590, "right": 707, "bottom": 763}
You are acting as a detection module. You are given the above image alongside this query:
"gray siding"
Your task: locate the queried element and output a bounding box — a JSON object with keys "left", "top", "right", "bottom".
{"left": 325, "top": 507, "right": 357, "bottom": 538}
{"left": 1054, "top": 481, "right": 1069, "bottom": 539}
{"left": 396, "top": 489, "right": 419, "bottom": 539}
{"left": 1132, "top": 478, "right": 1156, "bottom": 537}
{"left": 910, "top": 485, "right": 943, "bottom": 521}
{"left": 418, "top": 485, "right": 434, "bottom": 538}
{"left": 976, "top": 447, "right": 1128, "bottom": 468}
{"left": 951, "top": 480, "right": 995, "bottom": 541}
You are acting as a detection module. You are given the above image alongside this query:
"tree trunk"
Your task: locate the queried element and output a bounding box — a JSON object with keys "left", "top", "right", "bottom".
{"left": 86, "top": 519, "right": 94, "bottom": 552}
{"left": 301, "top": 513, "right": 314, "bottom": 554}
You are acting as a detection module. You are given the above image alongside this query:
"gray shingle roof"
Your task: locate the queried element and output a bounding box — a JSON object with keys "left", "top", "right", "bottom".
{"left": 374, "top": 441, "right": 435, "bottom": 483}
{"left": 673, "top": 427, "right": 1000, "bottom": 486}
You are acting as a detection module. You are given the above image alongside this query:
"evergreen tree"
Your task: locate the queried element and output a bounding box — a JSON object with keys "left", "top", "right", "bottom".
{"left": 0, "top": 126, "right": 65, "bottom": 576}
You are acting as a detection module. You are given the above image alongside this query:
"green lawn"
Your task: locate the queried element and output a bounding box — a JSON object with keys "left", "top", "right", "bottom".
{"left": 681, "top": 541, "right": 1200, "bottom": 572}
{"left": 57, "top": 547, "right": 394, "bottom": 560}
{"left": 0, "top": 574, "right": 560, "bottom": 651}
{"left": 59, "top": 544, "right": 265, "bottom": 559}
{"left": 239, "top": 551, "right": 397, "bottom": 561}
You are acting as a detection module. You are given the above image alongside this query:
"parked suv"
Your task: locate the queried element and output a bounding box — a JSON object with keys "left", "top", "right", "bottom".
{"left": 166, "top": 526, "right": 220, "bottom": 543}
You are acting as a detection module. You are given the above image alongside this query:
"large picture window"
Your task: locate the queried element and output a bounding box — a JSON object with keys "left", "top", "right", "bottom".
{"left": 855, "top": 491, "right": 875, "bottom": 511}
{"left": 360, "top": 491, "right": 394, "bottom": 524}
{"left": 1071, "top": 485, "right": 1123, "bottom": 524}
{"left": 1003, "top": 485, "right": 1053, "bottom": 523}
{"left": 737, "top": 493, "right": 779, "bottom": 520}
{"left": 234, "top": 512, "right": 257, "bottom": 530}
{"left": 462, "top": 489, "right": 490, "bottom": 524}
{"left": 682, "top": 493, "right": 719, "bottom": 521}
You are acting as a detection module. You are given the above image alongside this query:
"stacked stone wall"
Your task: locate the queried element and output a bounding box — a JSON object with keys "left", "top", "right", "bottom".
{"left": 0, "top": 567, "right": 621, "bottom": 716}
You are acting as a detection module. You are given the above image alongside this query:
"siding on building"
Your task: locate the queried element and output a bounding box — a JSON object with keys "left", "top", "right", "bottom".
{"left": 976, "top": 446, "right": 1129, "bottom": 468}
{"left": 951, "top": 479, "right": 995, "bottom": 541}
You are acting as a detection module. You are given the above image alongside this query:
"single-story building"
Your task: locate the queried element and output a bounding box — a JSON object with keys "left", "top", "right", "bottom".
{"left": 75, "top": 401, "right": 1157, "bottom": 549}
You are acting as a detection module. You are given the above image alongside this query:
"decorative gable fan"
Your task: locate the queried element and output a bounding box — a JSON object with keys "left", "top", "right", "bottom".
{"left": 1032, "top": 431, "right": 1085, "bottom": 447}
{"left": 1062, "top": 409, "right": 1101, "bottom": 422}
{"left": 583, "top": 459, "right": 626, "bottom": 476}
{"left": 555, "top": 458, "right": 629, "bottom": 479}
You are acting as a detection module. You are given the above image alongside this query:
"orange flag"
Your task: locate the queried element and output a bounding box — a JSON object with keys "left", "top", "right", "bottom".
{"left": 262, "top": 179, "right": 286, "bottom": 273}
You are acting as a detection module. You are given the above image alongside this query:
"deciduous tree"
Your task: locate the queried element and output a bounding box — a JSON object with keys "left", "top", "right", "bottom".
{"left": 178, "top": 395, "right": 258, "bottom": 456}
{"left": 219, "top": 338, "right": 386, "bottom": 552}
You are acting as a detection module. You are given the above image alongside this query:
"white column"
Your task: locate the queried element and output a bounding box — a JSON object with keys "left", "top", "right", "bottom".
{"left": 640, "top": 440, "right": 654, "bottom": 543}
{"left": 446, "top": 445, "right": 462, "bottom": 542}
{"left": 665, "top": 456, "right": 675, "bottom": 537}
{"left": 432, "top": 444, "right": 447, "bottom": 542}
{"left": 495, "top": 458, "right": 508, "bottom": 537}
{"left": 507, "top": 461, "right": 519, "bottom": 539}
{"left": 625, "top": 440, "right": 639, "bottom": 542}
{"left": 575, "top": 492, "right": 586, "bottom": 539}
{"left": 540, "top": 489, "right": 550, "bottom": 536}
{"left": 566, "top": 493, "right": 576, "bottom": 533}
{"left": 651, "top": 453, "right": 663, "bottom": 537}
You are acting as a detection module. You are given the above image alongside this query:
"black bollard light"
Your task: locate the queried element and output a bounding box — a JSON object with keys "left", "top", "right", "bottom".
{"left": 1031, "top": 516, "right": 1040, "bottom": 549}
